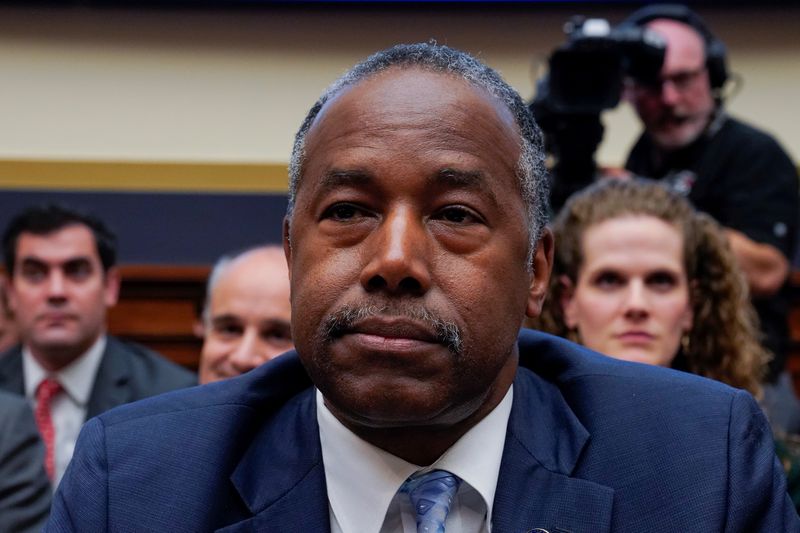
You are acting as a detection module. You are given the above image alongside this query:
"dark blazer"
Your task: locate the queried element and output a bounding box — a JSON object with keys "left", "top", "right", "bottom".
{"left": 46, "top": 330, "right": 799, "bottom": 532}
{"left": 0, "top": 390, "right": 51, "bottom": 533}
{"left": 0, "top": 336, "right": 197, "bottom": 419}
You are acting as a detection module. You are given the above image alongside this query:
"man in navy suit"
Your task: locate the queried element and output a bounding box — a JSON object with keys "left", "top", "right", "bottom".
{"left": 47, "top": 43, "right": 797, "bottom": 532}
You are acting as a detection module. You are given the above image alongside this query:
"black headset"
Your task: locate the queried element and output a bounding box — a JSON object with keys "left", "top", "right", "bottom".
{"left": 621, "top": 4, "right": 729, "bottom": 90}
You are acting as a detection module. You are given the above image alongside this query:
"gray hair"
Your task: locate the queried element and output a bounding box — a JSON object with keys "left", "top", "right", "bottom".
{"left": 201, "top": 244, "right": 284, "bottom": 328}
{"left": 286, "top": 42, "right": 550, "bottom": 255}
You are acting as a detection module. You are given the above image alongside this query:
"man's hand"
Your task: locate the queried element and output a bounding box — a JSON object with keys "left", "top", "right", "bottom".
{"left": 725, "top": 228, "right": 790, "bottom": 297}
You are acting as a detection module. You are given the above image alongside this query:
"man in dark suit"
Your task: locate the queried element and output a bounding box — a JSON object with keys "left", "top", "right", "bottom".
{"left": 47, "top": 43, "right": 797, "bottom": 532}
{"left": 0, "top": 204, "right": 196, "bottom": 487}
{"left": 0, "top": 390, "right": 51, "bottom": 533}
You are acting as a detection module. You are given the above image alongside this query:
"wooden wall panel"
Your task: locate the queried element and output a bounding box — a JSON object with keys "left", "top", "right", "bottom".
{"left": 108, "top": 265, "right": 208, "bottom": 372}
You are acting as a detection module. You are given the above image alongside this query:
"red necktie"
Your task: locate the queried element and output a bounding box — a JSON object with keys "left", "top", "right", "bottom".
{"left": 34, "top": 377, "right": 63, "bottom": 480}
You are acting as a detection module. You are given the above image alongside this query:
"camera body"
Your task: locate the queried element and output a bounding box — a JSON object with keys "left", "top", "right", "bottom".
{"left": 542, "top": 16, "right": 666, "bottom": 115}
{"left": 532, "top": 16, "right": 666, "bottom": 210}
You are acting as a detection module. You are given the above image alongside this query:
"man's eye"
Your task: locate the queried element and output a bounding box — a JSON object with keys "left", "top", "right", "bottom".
{"left": 64, "top": 262, "right": 92, "bottom": 281}
{"left": 322, "top": 203, "right": 365, "bottom": 221}
{"left": 21, "top": 266, "right": 47, "bottom": 283}
{"left": 435, "top": 206, "right": 480, "bottom": 224}
{"left": 214, "top": 324, "right": 243, "bottom": 337}
{"left": 262, "top": 328, "right": 293, "bottom": 345}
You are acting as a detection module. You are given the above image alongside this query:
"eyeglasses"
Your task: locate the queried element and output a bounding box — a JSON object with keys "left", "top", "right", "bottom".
{"left": 633, "top": 66, "right": 707, "bottom": 94}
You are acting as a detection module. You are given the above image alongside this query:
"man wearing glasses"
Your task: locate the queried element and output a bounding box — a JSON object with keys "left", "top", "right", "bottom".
{"left": 624, "top": 5, "right": 800, "bottom": 434}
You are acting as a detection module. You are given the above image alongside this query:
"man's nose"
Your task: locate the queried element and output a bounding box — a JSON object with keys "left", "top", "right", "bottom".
{"left": 623, "top": 280, "right": 650, "bottom": 320}
{"left": 359, "top": 206, "right": 431, "bottom": 296}
{"left": 660, "top": 80, "right": 682, "bottom": 106}
{"left": 45, "top": 271, "right": 67, "bottom": 300}
{"left": 228, "top": 329, "right": 262, "bottom": 374}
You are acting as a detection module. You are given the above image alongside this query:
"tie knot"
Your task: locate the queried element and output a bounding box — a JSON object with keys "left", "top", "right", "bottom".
{"left": 401, "top": 469, "right": 461, "bottom": 533}
{"left": 36, "top": 377, "right": 63, "bottom": 404}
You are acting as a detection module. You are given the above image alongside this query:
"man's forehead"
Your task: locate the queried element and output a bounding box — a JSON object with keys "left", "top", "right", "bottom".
{"left": 647, "top": 19, "right": 706, "bottom": 59}
{"left": 222, "top": 249, "right": 288, "bottom": 281}
{"left": 299, "top": 67, "right": 522, "bottom": 186}
{"left": 16, "top": 225, "right": 99, "bottom": 262}
{"left": 211, "top": 264, "right": 291, "bottom": 320}
{"left": 214, "top": 250, "right": 290, "bottom": 300}
{"left": 309, "top": 66, "right": 517, "bottom": 140}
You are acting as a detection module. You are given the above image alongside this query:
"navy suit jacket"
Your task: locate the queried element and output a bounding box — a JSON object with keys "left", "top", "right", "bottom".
{"left": 47, "top": 330, "right": 799, "bottom": 532}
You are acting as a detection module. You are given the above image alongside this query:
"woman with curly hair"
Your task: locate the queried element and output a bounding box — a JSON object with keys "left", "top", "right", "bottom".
{"left": 531, "top": 179, "right": 768, "bottom": 398}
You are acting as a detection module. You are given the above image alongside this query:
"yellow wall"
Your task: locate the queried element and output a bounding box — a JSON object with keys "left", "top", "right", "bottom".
{"left": 1, "top": 4, "right": 797, "bottom": 190}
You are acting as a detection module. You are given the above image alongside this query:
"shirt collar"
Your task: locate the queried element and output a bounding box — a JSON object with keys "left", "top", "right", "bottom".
{"left": 23, "top": 335, "right": 107, "bottom": 406}
{"left": 434, "top": 386, "right": 513, "bottom": 527}
{"left": 317, "top": 384, "right": 513, "bottom": 533}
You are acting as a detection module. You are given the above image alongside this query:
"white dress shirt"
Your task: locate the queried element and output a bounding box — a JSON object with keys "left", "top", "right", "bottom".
{"left": 23, "top": 335, "right": 106, "bottom": 487}
{"left": 317, "top": 385, "right": 513, "bottom": 533}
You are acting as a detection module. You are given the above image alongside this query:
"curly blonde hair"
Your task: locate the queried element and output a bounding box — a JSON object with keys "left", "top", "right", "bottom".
{"left": 530, "top": 179, "right": 768, "bottom": 397}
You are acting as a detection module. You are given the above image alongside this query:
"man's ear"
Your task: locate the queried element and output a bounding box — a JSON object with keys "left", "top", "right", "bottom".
{"left": 526, "top": 228, "right": 554, "bottom": 318}
{"left": 282, "top": 216, "right": 292, "bottom": 282}
{"left": 192, "top": 319, "right": 205, "bottom": 340}
{"left": 103, "top": 267, "right": 121, "bottom": 308}
{"left": 559, "top": 275, "right": 578, "bottom": 329}
{"left": 3, "top": 275, "right": 17, "bottom": 315}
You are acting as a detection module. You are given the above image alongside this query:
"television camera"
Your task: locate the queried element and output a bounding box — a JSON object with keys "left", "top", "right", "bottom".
{"left": 532, "top": 17, "right": 666, "bottom": 210}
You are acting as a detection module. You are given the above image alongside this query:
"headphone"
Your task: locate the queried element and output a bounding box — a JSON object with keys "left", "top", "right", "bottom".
{"left": 621, "top": 4, "right": 729, "bottom": 90}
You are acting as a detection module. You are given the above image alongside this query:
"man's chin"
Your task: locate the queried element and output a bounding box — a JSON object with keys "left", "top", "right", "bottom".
{"left": 324, "top": 386, "right": 464, "bottom": 430}
{"left": 31, "top": 333, "right": 86, "bottom": 356}
{"left": 651, "top": 119, "right": 707, "bottom": 151}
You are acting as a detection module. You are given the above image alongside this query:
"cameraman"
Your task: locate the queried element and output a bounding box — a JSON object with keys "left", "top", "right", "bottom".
{"left": 622, "top": 5, "right": 800, "bottom": 432}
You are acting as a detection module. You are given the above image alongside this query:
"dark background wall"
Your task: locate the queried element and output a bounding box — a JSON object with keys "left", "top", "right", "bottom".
{"left": 0, "top": 190, "right": 288, "bottom": 265}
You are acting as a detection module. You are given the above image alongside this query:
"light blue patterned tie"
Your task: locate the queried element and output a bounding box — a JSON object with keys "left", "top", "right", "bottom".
{"left": 400, "top": 469, "right": 462, "bottom": 533}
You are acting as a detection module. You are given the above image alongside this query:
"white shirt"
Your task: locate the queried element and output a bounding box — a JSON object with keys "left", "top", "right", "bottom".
{"left": 23, "top": 335, "right": 106, "bottom": 487}
{"left": 317, "top": 385, "right": 513, "bottom": 533}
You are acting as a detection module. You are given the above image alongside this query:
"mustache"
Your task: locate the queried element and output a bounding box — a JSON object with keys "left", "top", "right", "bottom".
{"left": 321, "top": 303, "right": 463, "bottom": 356}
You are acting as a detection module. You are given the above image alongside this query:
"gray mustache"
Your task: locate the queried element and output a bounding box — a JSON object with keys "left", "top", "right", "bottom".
{"left": 322, "top": 303, "right": 463, "bottom": 356}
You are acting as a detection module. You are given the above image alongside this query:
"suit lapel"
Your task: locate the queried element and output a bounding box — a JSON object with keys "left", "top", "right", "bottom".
{"left": 0, "top": 347, "right": 25, "bottom": 395}
{"left": 86, "top": 338, "right": 131, "bottom": 418}
{"left": 492, "top": 366, "right": 614, "bottom": 533}
{"left": 218, "top": 387, "right": 330, "bottom": 533}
